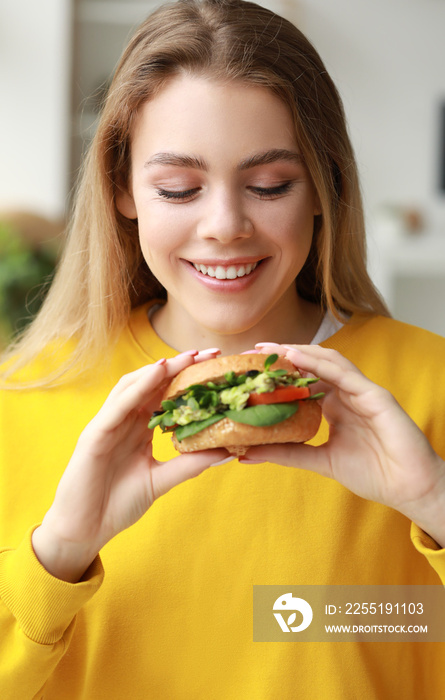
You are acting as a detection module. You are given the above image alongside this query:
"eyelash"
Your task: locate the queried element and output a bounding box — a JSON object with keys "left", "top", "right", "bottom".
{"left": 156, "top": 188, "right": 198, "bottom": 201}
{"left": 251, "top": 182, "right": 294, "bottom": 199}
{"left": 155, "top": 182, "right": 294, "bottom": 202}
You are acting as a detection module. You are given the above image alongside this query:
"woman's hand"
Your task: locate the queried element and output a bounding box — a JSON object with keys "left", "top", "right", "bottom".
{"left": 32, "top": 350, "right": 228, "bottom": 582}
{"left": 242, "top": 343, "right": 445, "bottom": 547}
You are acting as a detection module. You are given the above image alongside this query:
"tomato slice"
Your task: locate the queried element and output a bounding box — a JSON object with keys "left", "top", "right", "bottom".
{"left": 247, "top": 386, "right": 311, "bottom": 406}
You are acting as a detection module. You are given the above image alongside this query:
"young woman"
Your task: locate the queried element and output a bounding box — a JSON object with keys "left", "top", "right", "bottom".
{"left": 1, "top": 1, "right": 445, "bottom": 698}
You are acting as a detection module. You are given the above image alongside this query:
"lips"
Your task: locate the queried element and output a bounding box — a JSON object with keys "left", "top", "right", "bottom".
{"left": 192, "top": 262, "right": 259, "bottom": 279}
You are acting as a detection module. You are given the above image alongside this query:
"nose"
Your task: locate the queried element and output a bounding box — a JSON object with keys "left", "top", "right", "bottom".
{"left": 196, "top": 187, "right": 254, "bottom": 243}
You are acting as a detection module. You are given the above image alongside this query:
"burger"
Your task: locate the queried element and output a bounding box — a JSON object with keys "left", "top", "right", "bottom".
{"left": 148, "top": 353, "right": 323, "bottom": 457}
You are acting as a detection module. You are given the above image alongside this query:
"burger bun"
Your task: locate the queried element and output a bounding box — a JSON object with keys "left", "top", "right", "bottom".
{"left": 163, "top": 354, "right": 322, "bottom": 457}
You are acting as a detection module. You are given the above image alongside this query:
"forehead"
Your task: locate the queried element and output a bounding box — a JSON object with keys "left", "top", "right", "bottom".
{"left": 130, "top": 74, "right": 299, "bottom": 162}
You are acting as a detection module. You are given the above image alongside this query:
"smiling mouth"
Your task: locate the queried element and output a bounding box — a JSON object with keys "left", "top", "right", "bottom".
{"left": 191, "top": 261, "right": 262, "bottom": 280}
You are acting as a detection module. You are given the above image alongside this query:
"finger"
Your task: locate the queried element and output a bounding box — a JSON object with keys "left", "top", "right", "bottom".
{"left": 104, "top": 350, "right": 199, "bottom": 402}
{"left": 256, "top": 342, "right": 362, "bottom": 374}
{"left": 255, "top": 342, "right": 288, "bottom": 357}
{"left": 150, "top": 449, "right": 232, "bottom": 499}
{"left": 162, "top": 350, "right": 200, "bottom": 377}
{"left": 140, "top": 348, "right": 223, "bottom": 414}
{"left": 194, "top": 347, "right": 221, "bottom": 361}
{"left": 252, "top": 342, "right": 324, "bottom": 383}
{"left": 284, "top": 347, "right": 376, "bottom": 398}
{"left": 95, "top": 352, "right": 203, "bottom": 432}
{"left": 254, "top": 342, "right": 326, "bottom": 378}
{"left": 240, "top": 442, "right": 333, "bottom": 479}
{"left": 153, "top": 348, "right": 222, "bottom": 401}
{"left": 106, "top": 358, "right": 168, "bottom": 396}
{"left": 256, "top": 342, "right": 360, "bottom": 370}
{"left": 93, "top": 361, "right": 169, "bottom": 431}
{"left": 158, "top": 349, "right": 220, "bottom": 381}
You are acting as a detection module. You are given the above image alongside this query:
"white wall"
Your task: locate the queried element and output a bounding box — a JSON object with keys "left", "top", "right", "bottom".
{"left": 296, "top": 0, "right": 445, "bottom": 334}
{"left": 299, "top": 0, "right": 445, "bottom": 231}
{"left": 0, "top": 0, "right": 72, "bottom": 219}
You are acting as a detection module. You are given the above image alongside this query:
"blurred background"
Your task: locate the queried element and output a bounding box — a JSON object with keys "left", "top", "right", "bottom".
{"left": 1, "top": 0, "right": 445, "bottom": 347}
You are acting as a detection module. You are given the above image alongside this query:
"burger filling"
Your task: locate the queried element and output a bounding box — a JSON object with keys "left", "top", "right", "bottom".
{"left": 149, "top": 354, "right": 322, "bottom": 442}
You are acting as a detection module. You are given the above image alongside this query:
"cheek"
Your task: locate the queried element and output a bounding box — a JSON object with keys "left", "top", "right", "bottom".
{"left": 138, "top": 232, "right": 169, "bottom": 273}
{"left": 268, "top": 203, "right": 315, "bottom": 252}
{"left": 137, "top": 213, "right": 193, "bottom": 285}
{"left": 137, "top": 208, "right": 181, "bottom": 258}
{"left": 137, "top": 194, "right": 195, "bottom": 236}
{"left": 137, "top": 216, "right": 165, "bottom": 270}
{"left": 267, "top": 209, "right": 315, "bottom": 280}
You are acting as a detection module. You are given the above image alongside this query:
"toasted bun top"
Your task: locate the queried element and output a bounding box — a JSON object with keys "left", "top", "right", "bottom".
{"left": 163, "top": 353, "right": 298, "bottom": 402}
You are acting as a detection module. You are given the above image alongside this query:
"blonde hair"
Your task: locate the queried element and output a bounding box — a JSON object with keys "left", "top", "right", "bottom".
{"left": 1, "top": 0, "right": 389, "bottom": 386}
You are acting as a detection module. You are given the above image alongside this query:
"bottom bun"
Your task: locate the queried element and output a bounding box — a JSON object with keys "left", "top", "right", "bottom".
{"left": 172, "top": 400, "right": 322, "bottom": 457}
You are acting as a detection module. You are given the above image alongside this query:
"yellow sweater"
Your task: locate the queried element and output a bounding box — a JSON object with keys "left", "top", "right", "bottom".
{"left": 1, "top": 305, "right": 445, "bottom": 700}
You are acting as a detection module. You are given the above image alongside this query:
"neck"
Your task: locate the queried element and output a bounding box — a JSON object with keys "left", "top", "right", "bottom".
{"left": 150, "top": 293, "right": 324, "bottom": 355}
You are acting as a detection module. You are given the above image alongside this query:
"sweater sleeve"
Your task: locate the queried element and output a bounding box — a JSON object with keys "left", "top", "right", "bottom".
{"left": 410, "top": 522, "right": 445, "bottom": 583}
{"left": 0, "top": 526, "right": 104, "bottom": 700}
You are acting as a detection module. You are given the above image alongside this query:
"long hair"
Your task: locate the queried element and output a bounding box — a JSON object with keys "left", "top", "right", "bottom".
{"left": 1, "top": 0, "right": 389, "bottom": 386}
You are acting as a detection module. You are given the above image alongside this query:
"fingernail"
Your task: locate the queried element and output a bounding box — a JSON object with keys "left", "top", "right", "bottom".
{"left": 238, "top": 457, "right": 263, "bottom": 463}
{"left": 240, "top": 349, "right": 258, "bottom": 354}
{"left": 210, "top": 456, "right": 233, "bottom": 467}
{"left": 153, "top": 358, "right": 167, "bottom": 365}
{"left": 177, "top": 349, "right": 198, "bottom": 357}
{"left": 198, "top": 347, "right": 221, "bottom": 355}
{"left": 255, "top": 342, "right": 280, "bottom": 348}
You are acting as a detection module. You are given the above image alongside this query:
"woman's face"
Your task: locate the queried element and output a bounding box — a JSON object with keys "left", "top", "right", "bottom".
{"left": 118, "top": 74, "right": 320, "bottom": 348}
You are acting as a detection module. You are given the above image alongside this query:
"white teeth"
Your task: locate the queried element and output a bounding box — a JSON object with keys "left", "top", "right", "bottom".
{"left": 192, "top": 262, "right": 258, "bottom": 279}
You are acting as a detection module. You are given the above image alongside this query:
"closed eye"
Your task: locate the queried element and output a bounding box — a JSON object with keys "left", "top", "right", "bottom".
{"left": 156, "top": 187, "right": 200, "bottom": 201}
{"left": 249, "top": 182, "right": 294, "bottom": 199}
{"left": 155, "top": 180, "right": 295, "bottom": 202}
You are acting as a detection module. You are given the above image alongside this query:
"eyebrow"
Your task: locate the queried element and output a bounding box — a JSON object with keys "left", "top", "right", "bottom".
{"left": 143, "top": 148, "right": 303, "bottom": 171}
{"left": 144, "top": 153, "right": 207, "bottom": 170}
{"left": 238, "top": 149, "right": 303, "bottom": 170}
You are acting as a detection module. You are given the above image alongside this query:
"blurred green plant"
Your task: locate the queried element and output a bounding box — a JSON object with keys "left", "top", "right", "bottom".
{"left": 0, "top": 222, "right": 57, "bottom": 345}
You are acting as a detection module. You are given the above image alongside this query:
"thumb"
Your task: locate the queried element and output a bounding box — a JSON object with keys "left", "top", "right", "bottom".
{"left": 239, "top": 443, "right": 332, "bottom": 479}
{"left": 150, "top": 449, "right": 232, "bottom": 499}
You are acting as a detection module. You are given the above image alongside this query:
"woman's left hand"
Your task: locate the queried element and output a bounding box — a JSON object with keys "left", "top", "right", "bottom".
{"left": 242, "top": 343, "right": 445, "bottom": 547}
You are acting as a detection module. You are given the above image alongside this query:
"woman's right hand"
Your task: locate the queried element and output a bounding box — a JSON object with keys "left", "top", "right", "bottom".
{"left": 32, "top": 350, "right": 228, "bottom": 583}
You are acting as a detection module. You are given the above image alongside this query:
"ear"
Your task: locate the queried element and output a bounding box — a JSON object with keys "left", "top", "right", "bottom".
{"left": 115, "top": 185, "right": 138, "bottom": 220}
